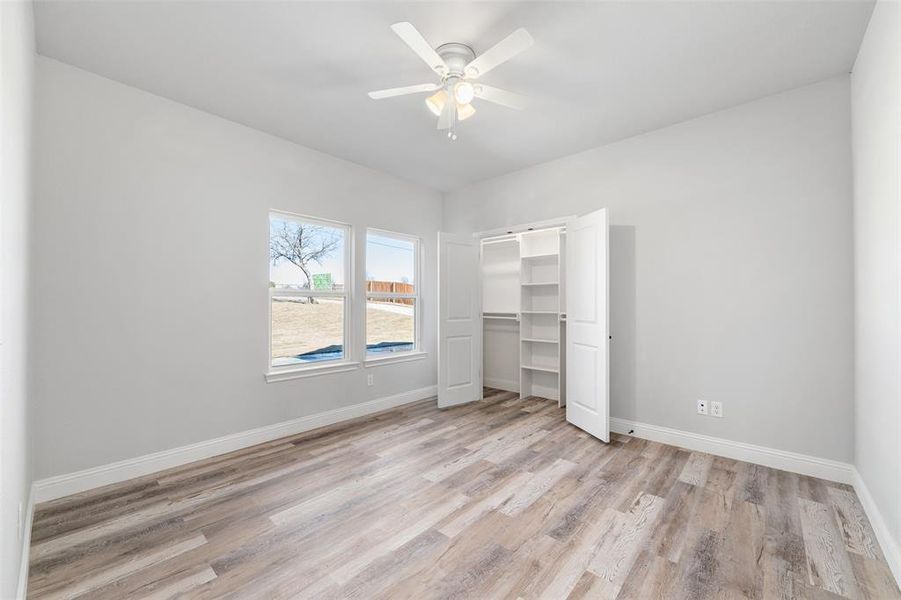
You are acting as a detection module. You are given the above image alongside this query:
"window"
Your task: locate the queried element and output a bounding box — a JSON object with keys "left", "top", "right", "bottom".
{"left": 366, "top": 230, "right": 419, "bottom": 357}
{"left": 269, "top": 212, "right": 350, "bottom": 369}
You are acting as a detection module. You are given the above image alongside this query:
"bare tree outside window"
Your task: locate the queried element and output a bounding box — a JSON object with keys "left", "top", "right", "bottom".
{"left": 270, "top": 219, "right": 341, "bottom": 301}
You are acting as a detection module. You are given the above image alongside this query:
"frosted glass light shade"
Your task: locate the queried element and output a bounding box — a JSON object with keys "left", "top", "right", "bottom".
{"left": 425, "top": 90, "right": 448, "bottom": 116}
{"left": 457, "top": 102, "right": 476, "bottom": 121}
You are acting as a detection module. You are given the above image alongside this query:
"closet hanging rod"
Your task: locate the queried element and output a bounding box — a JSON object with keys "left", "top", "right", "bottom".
{"left": 482, "top": 312, "right": 519, "bottom": 321}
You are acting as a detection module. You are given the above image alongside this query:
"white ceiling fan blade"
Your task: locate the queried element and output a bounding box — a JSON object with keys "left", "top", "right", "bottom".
{"left": 464, "top": 28, "right": 533, "bottom": 78}
{"left": 437, "top": 98, "right": 455, "bottom": 130}
{"left": 390, "top": 22, "right": 448, "bottom": 76}
{"left": 368, "top": 83, "right": 439, "bottom": 100}
{"left": 474, "top": 84, "right": 526, "bottom": 110}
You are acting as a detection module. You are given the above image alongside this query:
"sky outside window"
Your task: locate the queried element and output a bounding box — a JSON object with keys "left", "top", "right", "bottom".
{"left": 366, "top": 233, "right": 415, "bottom": 287}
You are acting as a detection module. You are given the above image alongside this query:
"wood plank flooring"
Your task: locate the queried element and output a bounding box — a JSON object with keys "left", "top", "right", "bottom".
{"left": 28, "top": 389, "right": 900, "bottom": 599}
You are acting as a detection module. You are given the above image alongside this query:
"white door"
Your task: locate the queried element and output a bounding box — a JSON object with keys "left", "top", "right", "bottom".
{"left": 438, "top": 232, "right": 481, "bottom": 408}
{"left": 565, "top": 209, "right": 610, "bottom": 441}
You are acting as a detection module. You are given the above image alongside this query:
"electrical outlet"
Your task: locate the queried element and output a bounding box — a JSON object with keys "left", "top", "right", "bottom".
{"left": 711, "top": 401, "right": 723, "bottom": 418}
{"left": 697, "top": 399, "right": 708, "bottom": 415}
{"left": 367, "top": 373, "right": 374, "bottom": 387}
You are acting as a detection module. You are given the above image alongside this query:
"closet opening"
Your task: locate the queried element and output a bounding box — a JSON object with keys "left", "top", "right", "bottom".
{"left": 480, "top": 225, "right": 567, "bottom": 406}
{"left": 438, "top": 208, "right": 608, "bottom": 441}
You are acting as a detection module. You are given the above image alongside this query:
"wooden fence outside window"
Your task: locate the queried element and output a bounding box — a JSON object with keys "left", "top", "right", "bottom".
{"left": 367, "top": 280, "right": 414, "bottom": 306}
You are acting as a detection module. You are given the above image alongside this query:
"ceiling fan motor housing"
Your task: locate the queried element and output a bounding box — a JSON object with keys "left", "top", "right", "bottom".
{"left": 436, "top": 42, "right": 477, "bottom": 78}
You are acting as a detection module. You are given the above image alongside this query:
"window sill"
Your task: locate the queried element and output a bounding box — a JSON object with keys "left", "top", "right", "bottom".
{"left": 364, "top": 351, "right": 428, "bottom": 368}
{"left": 265, "top": 361, "right": 360, "bottom": 383}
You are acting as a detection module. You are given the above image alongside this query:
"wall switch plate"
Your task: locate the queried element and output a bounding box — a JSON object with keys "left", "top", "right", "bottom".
{"left": 697, "top": 399, "right": 708, "bottom": 415}
{"left": 711, "top": 401, "right": 723, "bottom": 418}
{"left": 367, "top": 373, "right": 374, "bottom": 386}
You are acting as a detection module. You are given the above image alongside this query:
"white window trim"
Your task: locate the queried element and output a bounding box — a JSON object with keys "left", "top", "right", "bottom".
{"left": 364, "top": 350, "right": 428, "bottom": 367}
{"left": 268, "top": 210, "right": 354, "bottom": 378}
{"left": 265, "top": 360, "right": 361, "bottom": 383}
{"left": 365, "top": 228, "right": 422, "bottom": 362}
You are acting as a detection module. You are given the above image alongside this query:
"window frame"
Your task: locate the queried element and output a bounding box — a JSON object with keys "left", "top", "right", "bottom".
{"left": 267, "top": 210, "right": 356, "bottom": 379}
{"left": 364, "top": 228, "right": 422, "bottom": 363}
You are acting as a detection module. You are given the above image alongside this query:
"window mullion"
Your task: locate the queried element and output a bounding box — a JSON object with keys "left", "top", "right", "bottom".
{"left": 366, "top": 293, "right": 417, "bottom": 299}
{"left": 270, "top": 289, "right": 345, "bottom": 298}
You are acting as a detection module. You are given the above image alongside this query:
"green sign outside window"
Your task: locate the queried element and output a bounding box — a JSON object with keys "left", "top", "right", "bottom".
{"left": 312, "top": 273, "right": 333, "bottom": 290}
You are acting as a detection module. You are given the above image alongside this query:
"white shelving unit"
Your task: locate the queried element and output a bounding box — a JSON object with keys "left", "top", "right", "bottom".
{"left": 519, "top": 229, "right": 564, "bottom": 403}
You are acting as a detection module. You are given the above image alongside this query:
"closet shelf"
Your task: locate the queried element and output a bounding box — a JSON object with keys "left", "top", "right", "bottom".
{"left": 521, "top": 281, "right": 559, "bottom": 287}
{"left": 482, "top": 237, "right": 518, "bottom": 246}
{"left": 521, "top": 310, "right": 559, "bottom": 315}
{"left": 521, "top": 253, "right": 559, "bottom": 261}
{"left": 521, "top": 338, "right": 559, "bottom": 344}
{"left": 521, "top": 365, "right": 560, "bottom": 374}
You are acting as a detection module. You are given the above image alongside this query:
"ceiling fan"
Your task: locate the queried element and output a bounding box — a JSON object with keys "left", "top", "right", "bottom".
{"left": 368, "top": 22, "right": 533, "bottom": 140}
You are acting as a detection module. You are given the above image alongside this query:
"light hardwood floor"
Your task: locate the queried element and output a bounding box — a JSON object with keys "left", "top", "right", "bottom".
{"left": 28, "top": 389, "right": 900, "bottom": 599}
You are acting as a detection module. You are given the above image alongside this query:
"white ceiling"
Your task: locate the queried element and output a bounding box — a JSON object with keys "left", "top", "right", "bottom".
{"left": 34, "top": 1, "right": 874, "bottom": 192}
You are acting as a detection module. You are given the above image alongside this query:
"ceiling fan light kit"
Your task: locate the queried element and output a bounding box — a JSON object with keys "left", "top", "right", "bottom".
{"left": 368, "top": 22, "right": 533, "bottom": 140}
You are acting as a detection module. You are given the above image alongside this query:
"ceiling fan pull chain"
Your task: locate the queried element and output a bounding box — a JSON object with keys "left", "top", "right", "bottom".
{"left": 450, "top": 106, "right": 458, "bottom": 141}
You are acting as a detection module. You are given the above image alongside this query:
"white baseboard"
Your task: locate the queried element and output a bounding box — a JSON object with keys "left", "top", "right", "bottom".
{"left": 852, "top": 467, "right": 901, "bottom": 587}
{"left": 16, "top": 484, "right": 35, "bottom": 600}
{"left": 484, "top": 377, "right": 519, "bottom": 393}
{"left": 33, "top": 385, "right": 437, "bottom": 503}
{"left": 610, "top": 417, "right": 854, "bottom": 484}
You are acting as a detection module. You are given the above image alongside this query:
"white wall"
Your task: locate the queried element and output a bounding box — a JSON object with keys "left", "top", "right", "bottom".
{"left": 0, "top": 1, "right": 34, "bottom": 597}
{"left": 851, "top": 0, "right": 901, "bottom": 578}
{"left": 445, "top": 77, "right": 855, "bottom": 462}
{"left": 31, "top": 58, "right": 442, "bottom": 480}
